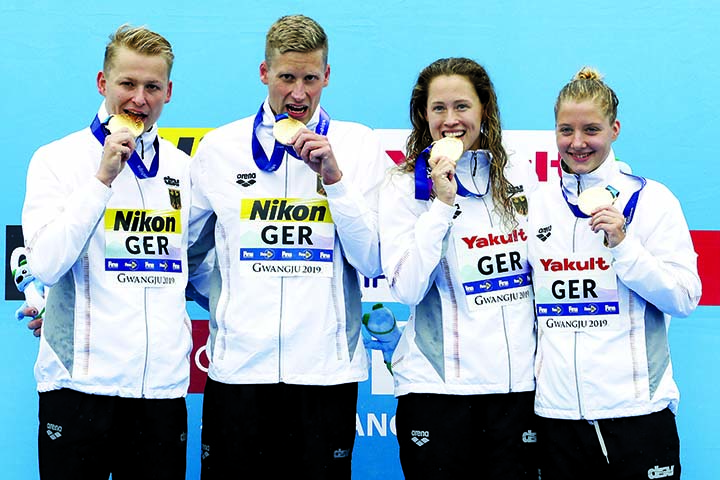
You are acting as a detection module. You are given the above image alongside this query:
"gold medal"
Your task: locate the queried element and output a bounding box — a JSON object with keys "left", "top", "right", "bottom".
{"left": 429, "top": 137, "right": 464, "bottom": 164}
{"left": 107, "top": 114, "right": 145, "bottom": 137}
{"left": 578, "top": 186, "right": 617, "bottom": 215}
{"left": 273, "top": 117, "right": 305, "bottom": 145}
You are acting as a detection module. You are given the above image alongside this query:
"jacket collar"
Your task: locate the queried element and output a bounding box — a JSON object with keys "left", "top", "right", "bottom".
{"left": 561, "top": 148, "right": 619, "bottom": 201}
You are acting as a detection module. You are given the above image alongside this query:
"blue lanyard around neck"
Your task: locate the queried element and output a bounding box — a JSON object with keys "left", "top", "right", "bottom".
{"left": 414, "top": 148, "right": 491, "bottom": 200}
{"left": 90, "top": 115, "right": 159, "bottom": 179}
{"left": 561, "top": 171, "right": 647, "bottom": 226}
{"left": 251, "top": 103, "right": 331, "bottom": 172}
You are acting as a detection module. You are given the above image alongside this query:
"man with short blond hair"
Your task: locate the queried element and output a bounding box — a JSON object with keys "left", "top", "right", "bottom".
{"left": 22, "top": 24, "right": 191, "bottom": 479}
{"left": 188, "top": 14, "right": 391, "bottom": 479}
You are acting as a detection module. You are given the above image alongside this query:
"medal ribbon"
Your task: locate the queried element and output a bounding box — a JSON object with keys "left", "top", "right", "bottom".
{"left": 414, "top": 148, "right": 492, "bottom": 200}
{"left": 91, "top": 115, "right": 159, "bottom": 179}
{"left": 251, "top": 103, "right": 331, "bottom": 172}
{"left": 561, "top": 172, "right": 646, "bottom": 226}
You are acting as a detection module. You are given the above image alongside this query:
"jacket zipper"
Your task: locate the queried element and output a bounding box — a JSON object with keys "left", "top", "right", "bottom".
{"left": 478, "top": 191, "right": 513, "bottom": 390}
{"left": 136, "top": 169, "right": 150, "bottom": 398}
{"left": 571, "top": 178, "right": 585, "bottom": 417}
{"left": 278, "top": 152, "right": 289, "bottom": 381}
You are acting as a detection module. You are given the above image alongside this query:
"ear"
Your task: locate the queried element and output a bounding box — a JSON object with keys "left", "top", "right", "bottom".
{"left": 323, "top": 64, "right": 330, "bottom": 87}
{"left": 611, "top": 119, "right": 620, "bottom": 141}
{"left": 97, "top": 71, "right": 107, "bottom": 96}
{"left": 165, "top": 80, "right": 173, "bottom": 104}
{"left": 260, "top": 61, "right": 270, "bottom": 85}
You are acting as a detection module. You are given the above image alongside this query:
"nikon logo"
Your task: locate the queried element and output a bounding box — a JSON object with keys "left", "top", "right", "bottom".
{"left": 247, "top": 199, "right": 330, "bottom": 222}
{"left": 108, "top": 210, "right": 179, "bottom": 233}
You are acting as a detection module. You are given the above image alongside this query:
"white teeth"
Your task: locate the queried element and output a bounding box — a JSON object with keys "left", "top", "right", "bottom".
{"left": 444, "top": 132, "right": 463, "bottom": 137}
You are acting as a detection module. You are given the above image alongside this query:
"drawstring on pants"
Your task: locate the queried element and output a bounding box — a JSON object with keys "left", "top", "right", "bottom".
{"left": 590, "top": 420, "right": 610, "bottom": 464}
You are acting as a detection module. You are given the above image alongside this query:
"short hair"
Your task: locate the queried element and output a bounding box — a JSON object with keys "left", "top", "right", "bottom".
{"left": 103, "top": 24, "right": 174, "bottom": 78}
{"left": 404, "top": 57, "right": 516, "bottom": 228}
{"left": 265, "top": 15, "right": 328, "bottom": 66}
{"left": 555, "top": 66, "right": 619, "bottom": 123}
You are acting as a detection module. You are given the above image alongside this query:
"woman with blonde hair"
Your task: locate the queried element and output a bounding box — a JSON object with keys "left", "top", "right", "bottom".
{"left": 527, "top": 67, "right": 701, "bottom": 479}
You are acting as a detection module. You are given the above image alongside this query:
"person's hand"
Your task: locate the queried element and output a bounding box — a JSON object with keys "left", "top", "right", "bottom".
{"left": 17, "top": 305, "right": 42, "bottom": 337}
{"left": 429, "top": 154, "right": 457, "bottom": 206}
{"left": 589, "top": 205, "right": 626, "bottom": 248}
{"left": 289, "top": 130, "right": 342, "bottom": 185}
{"left": 96, "top": 130, "right": 136, "bottom": 186}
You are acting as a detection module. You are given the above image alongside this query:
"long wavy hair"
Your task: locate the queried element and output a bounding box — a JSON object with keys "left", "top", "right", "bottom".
{"left": 402, "top": 57, "right": 515, "bottom": 227}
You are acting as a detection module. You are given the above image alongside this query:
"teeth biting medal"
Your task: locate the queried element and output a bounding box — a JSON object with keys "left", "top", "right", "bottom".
{"left": 273, "top": 116, "right": 305, "bottom": 145}
{"left": 106, "top": 114, "right": 145, "bottom": 138}
{"left": 429, "top": 137, "right": 464, "bottom": 164}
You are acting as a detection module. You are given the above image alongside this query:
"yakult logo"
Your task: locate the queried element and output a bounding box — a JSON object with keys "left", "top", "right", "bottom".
{"left": 539, "top": 257, "right": 610, "bottom": 272}
{"left": 460, "top": 229, "right": 527, "bottom": 249}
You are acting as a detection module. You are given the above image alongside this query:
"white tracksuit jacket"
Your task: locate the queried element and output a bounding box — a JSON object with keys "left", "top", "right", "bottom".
{"left": 188, "top": 100, "right": 391, "bottom": 385}
{"left": 527, "top": 153, "right": 701, "bottom": 420}
{"left": 379, "top": 149, "right": 538, "bottom": 396}
{"left": 23, "top": 104, "right": 193, "bottom": 399}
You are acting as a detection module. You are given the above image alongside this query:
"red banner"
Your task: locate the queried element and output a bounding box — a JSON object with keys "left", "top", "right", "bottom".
{"left": 692, "top": 230, "right": 720, "bottom": 306}
{"left": 189, "top": 320, "right": 209, "bottom": 394}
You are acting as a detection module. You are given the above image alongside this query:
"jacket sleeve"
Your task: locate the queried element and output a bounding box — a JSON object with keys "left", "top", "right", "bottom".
{"left": 379, "top": 171, "right": 455, "bottom": 305}
{"left": 185, "top": 150, "right": 217, "bottom": 310}
{"left": 22, "top": 144, "right": 112, "bottom": 286}
{"left": 324, "top": 127, "right": 392, "bottom": 278}
{"left": 610, "top": 184, "right": 701, "bottom": 318}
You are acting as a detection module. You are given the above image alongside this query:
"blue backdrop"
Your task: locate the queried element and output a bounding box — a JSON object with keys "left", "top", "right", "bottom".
{"left": 2, "top": 1, "right": 718, "bottom": 478}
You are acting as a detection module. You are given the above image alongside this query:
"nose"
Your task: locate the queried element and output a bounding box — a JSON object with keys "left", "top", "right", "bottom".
{"left": 290, "top": 81, "right": 305, "bottom": 101}
{"left": 443, "top": 109, "right": 460, "bottom": 126}
{"left": 571, "top": 132, "right": 586, "bottom": 149}
{"left": 131, "top": 87, "right": 147, "bottom": 106}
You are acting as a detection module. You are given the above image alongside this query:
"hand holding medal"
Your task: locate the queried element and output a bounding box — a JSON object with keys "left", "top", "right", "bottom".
{"left": 579, "top": 185, "right": 626, "bottom": 247}
{"left": 429, "top": 136, "right": 464, "bottom": 166}
{"left": 273, "top": 114, "right": 342, "bottom": 184}
{"left": 577, "top": 186, "right": 617, "bottom": 216}
{"left": 96, "top": 114, "right": 145, "bottom": 186}
{"left": 429, "top": 137, "right": 463, "bottom": 205}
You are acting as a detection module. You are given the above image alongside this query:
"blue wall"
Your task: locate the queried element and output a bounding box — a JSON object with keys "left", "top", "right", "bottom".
{"left": 2, "top": 1, "right": 718, "bottom": 478}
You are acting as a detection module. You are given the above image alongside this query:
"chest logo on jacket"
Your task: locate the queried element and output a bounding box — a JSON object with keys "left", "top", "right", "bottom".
{"left": 168, "top": 189, "right": 181, "bottom": 210}
{"left": 164, "top": 176, "right": 180, "bottom": 187}
{"left": 236, "top": 172, "right": 257, "bottom": 187}
{"left": 536, "top": 225, "right": 552, "bottom": 242}
{"left": 508, "top": 184, "right": 528, "bottom": 216}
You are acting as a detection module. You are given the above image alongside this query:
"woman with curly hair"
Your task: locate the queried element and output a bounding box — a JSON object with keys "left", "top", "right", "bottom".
{"left": 379, "top": 57, "right": 539, "bottom": 479}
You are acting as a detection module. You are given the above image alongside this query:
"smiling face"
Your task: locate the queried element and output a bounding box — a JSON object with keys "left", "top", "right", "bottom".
{"left": 260, "top": 49, "right": 329, "bottom": 125}
{"left": 426, "top": 74, "right": 484, "bottom": 152}
{"left": 556, "top": 99, "right": 620, "bottom": 174}
{"left": 97, "top": 46, "right": 172, "bottom": 130}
